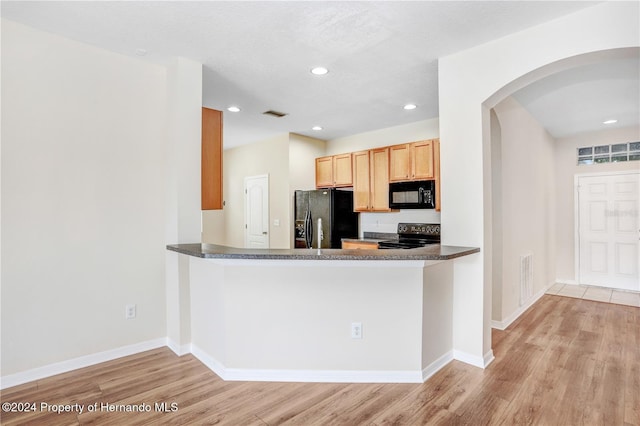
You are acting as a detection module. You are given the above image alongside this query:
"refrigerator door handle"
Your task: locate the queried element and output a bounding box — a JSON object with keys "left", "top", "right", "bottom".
{"left": 304, "top": 210, "right": 313, "bottom": 248}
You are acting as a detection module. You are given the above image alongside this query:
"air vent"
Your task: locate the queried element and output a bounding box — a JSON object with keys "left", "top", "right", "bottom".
{"left": 262, "top": 110, "right": 288, "bottom": 118}
{"left": 520, "top": 253, "right": 533, "bottom": 306}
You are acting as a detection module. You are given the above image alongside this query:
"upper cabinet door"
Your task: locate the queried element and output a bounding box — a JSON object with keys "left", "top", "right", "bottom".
{"left": 202, "top": 107, "right": 223, "bottom": 210}
{"left": 411, "top": 140, "right": 434, "bottom": 180}
{"left": 389, "top": 144, "right": 411, "bottom": 182}
{"left": 315, "top": 156, "right": 334, "bottom": 188}
{"left": 315, "top": 154, "right": 353, "bottom": 188}
{"left": 352, "top": 150, "right": 371, "bottom": 211}
{"left": 333, "top": 153, "right": 353, "bottom": 187}
{"left": 389, "top": 140, "right": 435, "bottom": 182}
{"left": 370, "top": 147, "right": 391, "bottom": 211}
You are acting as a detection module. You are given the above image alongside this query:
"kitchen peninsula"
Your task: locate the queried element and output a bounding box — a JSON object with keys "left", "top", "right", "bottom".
{"left": 167, "top": 243, "right": 479, "bottom": 383}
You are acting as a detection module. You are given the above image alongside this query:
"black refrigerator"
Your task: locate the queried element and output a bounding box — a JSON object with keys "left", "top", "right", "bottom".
{"left": 294, "top": 189, "right": 359, "bottom": 249}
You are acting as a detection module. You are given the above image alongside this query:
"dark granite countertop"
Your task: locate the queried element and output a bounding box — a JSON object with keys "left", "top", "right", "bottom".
{"left": 166, "top": 243, "right": 479, "bottom": 261}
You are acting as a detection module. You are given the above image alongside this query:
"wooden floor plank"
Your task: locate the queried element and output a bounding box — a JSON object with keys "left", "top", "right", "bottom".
{"left": 1, "top": 295, "right": 638, "bottom": 426}
{"left": 254, "top": 383, "right": 346, "bottom": 425}
{"left": 624, "top": 305, "right": 640, "bottom": 426}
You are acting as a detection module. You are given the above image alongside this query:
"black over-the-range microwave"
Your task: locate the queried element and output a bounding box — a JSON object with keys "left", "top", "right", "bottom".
{"left": 388, "top": 180, "right": 436, "bottom": 209}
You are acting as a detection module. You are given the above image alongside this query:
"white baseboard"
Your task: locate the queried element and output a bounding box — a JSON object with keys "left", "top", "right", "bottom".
{"left": 224, "top": 368, "right": 424, "bottom": 383}
{"left": 491, "top": 285, "right": 548, "bottom": 331}
{"left": 0, "top": 338, "right": 167, "bottom": 390}
{"left": 453, "top": 349, "right": 494, "bottom": 369}
{"left": 189, "top": 344, "right": 227, "bottom": 379}
{"left": 484, "top": 350, "right": 495, "bottom": 367}
{"left": 2, "top": 340, "right": 456, "bottom": 388}
{"left": 422, "top": 350, "right": 454, "bottom": 382}
{"left": 166, "top": 339, "right": 191, "bottom": 356}
{"left": 490, "top": 320, "right": 503, "bottom": 330}
{"left": 556, "top": 279, "right": 578, "bottom": 285}
{"left": 191, "top": 344, "right": 430, "bottom": 383}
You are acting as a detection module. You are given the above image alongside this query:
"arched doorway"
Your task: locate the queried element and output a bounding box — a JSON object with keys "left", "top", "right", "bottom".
{"left": 438, "top": 0, "right": 639, "bottom": 368}
{"left": 486, "top": 47, "right": 639, "bottom": 330}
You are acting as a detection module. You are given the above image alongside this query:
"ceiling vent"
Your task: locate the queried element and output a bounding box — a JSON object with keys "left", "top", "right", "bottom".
{"left": 262, "top": 110, "right": 288, "bottom": 118}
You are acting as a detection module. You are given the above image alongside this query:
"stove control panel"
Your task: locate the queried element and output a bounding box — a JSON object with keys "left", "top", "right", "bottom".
{"left": 397, "top": 223, "right": 440, "bottom": 236}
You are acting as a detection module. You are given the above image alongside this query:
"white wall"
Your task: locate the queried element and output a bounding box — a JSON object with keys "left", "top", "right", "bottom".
{"left": 490, "top": 109, "right": 503, "bottom": 323}
{"left": 491, "top": 97, "right": 556, "bottom": 324}
{"left": 189, "top": 256, "right": 453, "bottom": 382}
{"left": 289, "top": 133, "right": 326, "bottom": 192}
{"left": 164, "top": 57, "right": 203, "bottom": 354}
{"left": 1, "top": 20, "right": 168, "bottom": 375}
{"left": 438, "top": 1, "right": 639, "bottom": 364}
{"left": 326, "top": 118, "right": 440, "bottom": 155}
{"left": 555, "top": 126, "right": 640, "bottom": 283}
{"left": 201, "top": 209, "right": 225, "bottom": 245}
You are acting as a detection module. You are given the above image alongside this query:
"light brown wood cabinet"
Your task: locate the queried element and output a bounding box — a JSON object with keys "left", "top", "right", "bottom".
{"left": 315, "top": 156, "right": 333, "bottom": 188}
{"left": 389, "top": 143, "right": 411, "bottom": 181}
{"left": 314, "top": 139, "right": 440, "bottom": 211}
{"left": 389, "top": 140, "right": 435, "bottom": 182}
{"left": 315, "top": 153, "right": 353, "bottom": 188}
{"left": 370, "top": 147, "right": 391, "bottom": 211}
{"left": 352, "top": 147, "right": 392, "bottom": 212}
{"left": 352, "top": 150, "right": 371, "bottom": 211}
{"left": 342, "top": 240, "right": 379, "bottom": 250}
{"left": 202, "top": 107, "right": 223, "bottom": 210}
{"left": 412, "top": 140, "right": 435, "bottom": 180}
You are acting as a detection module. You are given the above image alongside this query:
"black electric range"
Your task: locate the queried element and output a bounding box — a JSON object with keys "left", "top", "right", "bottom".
{"left": 378, "top": 223, "right": 441, "bottom": 249}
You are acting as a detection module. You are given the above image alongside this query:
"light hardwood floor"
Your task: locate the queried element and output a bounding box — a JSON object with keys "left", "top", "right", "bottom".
{"left": 1, "top": 295, "right": 638, "bottom": 425}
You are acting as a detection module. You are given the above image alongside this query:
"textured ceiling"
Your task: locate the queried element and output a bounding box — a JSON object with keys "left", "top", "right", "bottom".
{"left": 3, "top": 1, "right": 633, "bottom": 149}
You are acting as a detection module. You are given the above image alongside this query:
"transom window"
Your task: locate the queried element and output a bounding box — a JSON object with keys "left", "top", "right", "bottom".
{"left": 577, "top": 142, "right": 640, "bottom": 165}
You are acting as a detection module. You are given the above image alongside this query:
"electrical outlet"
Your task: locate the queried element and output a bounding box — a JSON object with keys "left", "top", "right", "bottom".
{"left": 351, "top": 322, "right": 362, "bottom": 339}
{"left": 125, "top": 304, "right": 136, "bottom": 319}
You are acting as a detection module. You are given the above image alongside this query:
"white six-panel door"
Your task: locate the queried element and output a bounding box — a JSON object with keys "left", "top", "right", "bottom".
{"left": 244, "top": 174, "right": 269, "bottom": 248}
{"left": 577, "top": 172, "right": 639, "bottom": 291}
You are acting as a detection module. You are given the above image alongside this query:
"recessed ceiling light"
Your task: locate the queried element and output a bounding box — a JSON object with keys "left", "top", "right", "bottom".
{"left": 603, "top": 119, "right": 618, "bottom": 124}
{"left": 403, "top": 104, "right": 417, "bottom": 110}
{"left": 312, "top": 126, "right": 323, "bottom": 131}
{"left": 135, "top": 48, "right": 148, "bottom": 56}
{"left": 311, "top": 67, "right": 329, "bottom": 76}
{"left": 227, "top": 106, "right": 241, "bottom": 112}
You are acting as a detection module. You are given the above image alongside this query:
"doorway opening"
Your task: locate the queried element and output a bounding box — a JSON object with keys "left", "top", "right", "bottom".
{"left": 486, "top": 47, "right": 639, "bottom": 330}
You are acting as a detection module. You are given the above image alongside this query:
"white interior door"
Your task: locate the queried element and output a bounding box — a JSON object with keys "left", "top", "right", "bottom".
{"left": 577, "top": 172, "right": 639, "bottom": 291}
{"left": 244, "top": 174, "right": 269, "bottom": 248}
